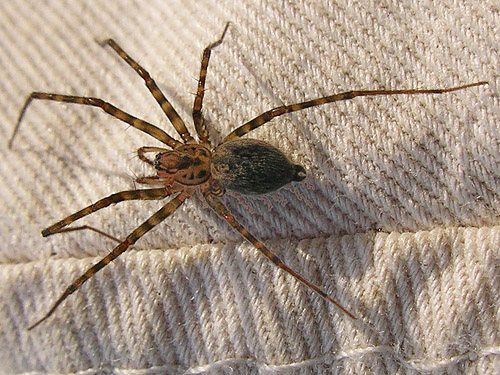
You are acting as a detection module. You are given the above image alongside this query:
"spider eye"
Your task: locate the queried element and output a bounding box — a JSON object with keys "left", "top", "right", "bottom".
{"left": 294, "top": 165, "right": 306, "bottom": 181}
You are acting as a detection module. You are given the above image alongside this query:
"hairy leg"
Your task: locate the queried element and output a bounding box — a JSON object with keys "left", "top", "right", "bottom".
{"left": 100, "top": 38, "right": 194, "bottom": 144}
{"left": 192, "top": 23, "right": 230, "bottom": 145}
{"left": 29, "top": 190, "right": 192, "bottom": 330}
{"left": 203, "top": 190, "right": 355, "bottom": 319}
{"left": 223, "top": 81, "right": 488, "bottom": 142}
{"left": 9, "top": 93, "right": 181, "bottom": 149}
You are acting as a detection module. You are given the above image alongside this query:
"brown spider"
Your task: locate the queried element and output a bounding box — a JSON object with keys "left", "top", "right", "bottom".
{"left": 9, "top": 23, "right": 487, "bottom": 330}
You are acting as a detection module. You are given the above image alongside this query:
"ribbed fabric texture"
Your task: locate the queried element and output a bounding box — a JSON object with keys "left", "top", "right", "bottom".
{"left": 1, "top": 1, "right": 499, "bottom": 374}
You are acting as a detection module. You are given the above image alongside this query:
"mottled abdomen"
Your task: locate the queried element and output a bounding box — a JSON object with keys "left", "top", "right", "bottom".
{"left": 211, "top": 139, "right": 306, "bottom": 195}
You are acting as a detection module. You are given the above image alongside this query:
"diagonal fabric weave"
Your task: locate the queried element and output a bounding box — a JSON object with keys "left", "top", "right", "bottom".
{"left": 1, "top": 1, "right": 499, "bottom": 374}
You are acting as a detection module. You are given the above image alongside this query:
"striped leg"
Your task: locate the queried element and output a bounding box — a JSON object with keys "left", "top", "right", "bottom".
{"left": 192, "top": 23, "right": 230, "bottom": 144}
{"left": 43, "top": 188, "right": 173, "bottom": 237}
{"left": 8, "top": 92, "right": 181, "bottom": 149}
{"left": 203, "top": 191, "right": 355, "bottom": 319}
{"left": 28, "top": 190, "right": 192, "bottom": 330}
{"left": 99, "top": 38, "right": 194, "bottom": 144}
{"left": 223, "top": 81, "right": 488, "bottom": 142}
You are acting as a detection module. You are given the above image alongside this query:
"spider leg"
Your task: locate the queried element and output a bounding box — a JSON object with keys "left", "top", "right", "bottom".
{"left": 138, "top": 146, "right": 169, "bottom": 166}
{"left": 28, "top": 190, "right": 192, "bottom": 330}
{"left": 99, "top": 38, "right": 194, "bottom": 144}
{"left": 43, "top": 187, "right": 174, "bottom": 237}
{"left": 192, "top": 23, "right": 230, "bottom": 145}
{"left": 8, "top": 92, "right": 181, "bottom": 149}
{"left": 203, "top": 191, "right": 355, "bottom": 319}
{"left": 223, "top": 81, "right": 489, "bottom": 142}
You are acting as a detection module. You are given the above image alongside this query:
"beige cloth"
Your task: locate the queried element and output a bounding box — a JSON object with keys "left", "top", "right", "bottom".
{"left": 1, "top": 1, "right": 499, "bottom": 374}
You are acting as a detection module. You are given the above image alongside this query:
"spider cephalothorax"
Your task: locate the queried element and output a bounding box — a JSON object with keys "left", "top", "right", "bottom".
{"left": 9, "top": 23, "right": 487, "bottom": 330}
{"left": 155, "top": 144, "right": 212, "bottom": 185}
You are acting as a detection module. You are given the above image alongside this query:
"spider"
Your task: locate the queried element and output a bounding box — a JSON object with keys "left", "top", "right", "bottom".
{"left": 9, "top": 23, "right": 487, "bottom": 330}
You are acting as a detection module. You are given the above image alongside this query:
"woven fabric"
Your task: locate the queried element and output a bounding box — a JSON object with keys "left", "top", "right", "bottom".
{"left": 1, "top": 1, "right": 499, "bottom": 374}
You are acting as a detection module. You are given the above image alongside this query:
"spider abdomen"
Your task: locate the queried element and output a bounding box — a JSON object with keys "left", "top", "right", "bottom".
{"left": 211, "top": 139, "right": 306, "bottom": 195}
